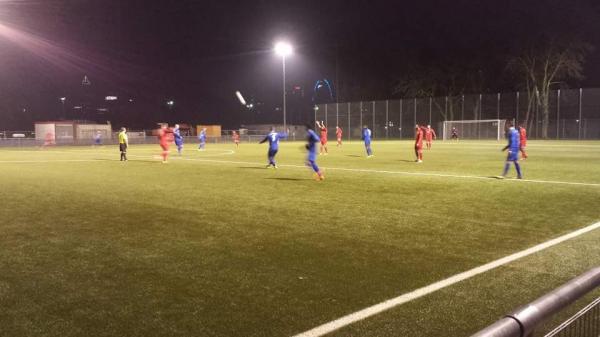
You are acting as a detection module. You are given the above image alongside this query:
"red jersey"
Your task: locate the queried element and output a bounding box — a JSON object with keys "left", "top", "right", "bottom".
{"left": 415, "top": 128, "right": 424, "bottom": 148}
{"left": 336, "top": 128, "right": 342, "bottom": 138}
{"left": 158, "top": 128, "right": 173, "bottom": 145}
{"left": 425, "top": 128, "right": 436, "bottom": 141}
{"left": 320, "top": 127, "right": 328, "bottom": 140}
{"left": 519, "top": 127, "right": 527, "bottom": 146}
{"left": 232, "top": 133, "right": 240, "bottom": 142}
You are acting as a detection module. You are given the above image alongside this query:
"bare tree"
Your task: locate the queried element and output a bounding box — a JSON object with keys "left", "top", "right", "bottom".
{"left": 509, "top": 39, "right": 592, "bottom": 138}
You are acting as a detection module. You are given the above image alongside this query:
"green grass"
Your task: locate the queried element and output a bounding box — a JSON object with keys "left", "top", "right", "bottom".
{"left": 0, "top": 140, "right": 599, "bottom": 337}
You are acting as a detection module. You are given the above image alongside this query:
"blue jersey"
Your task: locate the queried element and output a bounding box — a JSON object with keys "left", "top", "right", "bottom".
{"left": 506, "top": 127, "right": 520, "bottom": 151}
{"left": 198, "top": 131, "right": 206, "bottom": 142}
{"left": 307, "top": 129, "right": 320, "bottom": 154}
{"left": 174, "top": 128, "right": 183, "bottom": 144}
{"left": 362, "top": 128, "right": 372, "bottom": 143}
{"left": 260, "top": 131, "right": 287, "bottom": 150}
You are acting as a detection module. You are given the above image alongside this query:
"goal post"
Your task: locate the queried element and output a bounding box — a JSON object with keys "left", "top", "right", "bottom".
{"left": 442, "top": 119, "right": 506, "bottom": 141}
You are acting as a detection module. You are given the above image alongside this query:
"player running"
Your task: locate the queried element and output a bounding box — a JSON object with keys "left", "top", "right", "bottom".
{"left": 425, "top": 125, "right": 436, "bottom": 150}
{"left": 518, "top": 122, "right": 528, "bottom": 159}
{"left": 415, "top": 124, "right": 424, "bottom": 163}
{"left": 451, "top": 127, "right": 459, "bottom": 141}
{"left": 259, "top": 127, "right": 288, "bottom": 169}
{"left": 198, "top": 128, "right": 207, "bottom": 151}
{"left": 362, "top": 125, "right": 373, "bottom": 157}
{"left": 306, "top": 124, "right": 324, "bottom": 181}
{"left": 232, "top": 130, "right": 240, "bottom": 148}
{"left": 157, "top": 124, "right": 173, "bottom": 163}
{"left": 316, "top": 121, "right": 328, "bottom": 155}
{"left": 173, "top": 124, "right": 184, "bottom": 155}
{"left": 500, "top": 122, "right": 523, "bottom": 179}
{"left": 335, "top": 126, "right": 343, "bottom": 147}
{"left": 118, "top": 127, "right": 128, "bottom": 161}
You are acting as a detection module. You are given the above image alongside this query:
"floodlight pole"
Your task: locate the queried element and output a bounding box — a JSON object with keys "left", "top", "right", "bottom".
{"left": 282, "top": 55, "right": 287, "bottom": 131}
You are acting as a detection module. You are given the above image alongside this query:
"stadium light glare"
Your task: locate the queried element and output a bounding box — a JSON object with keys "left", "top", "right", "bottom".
{"left": 60, "top": 97, "right": 66, "bottom": 102}
{"left": 274, "top": 41, "right": 293, "bottom": 57}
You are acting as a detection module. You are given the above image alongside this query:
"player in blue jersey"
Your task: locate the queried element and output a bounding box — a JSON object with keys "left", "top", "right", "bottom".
{"left": 173, "top": 124, "right": 184, "bottom": 155}
{"left": 500, "top": 122, "right": 523, "bottom": 179}
{"left": 259, "top": 127, "right": 288, "bottom": 168}
{"left": 362, "top": 125, "right": 373, "bottom": 157}
{"left": 198, "top": 128, "right": 206, "bottom": 151}
{"left": 93, "top": 131, "right": 102, "bottom": 146}
{"left": 305, "top": 124, "right": 324, "bottom": 180}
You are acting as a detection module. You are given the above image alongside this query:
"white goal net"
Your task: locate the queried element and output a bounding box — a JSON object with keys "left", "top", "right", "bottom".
{"left": 442, "top": 119, "right": 506, "bottom": 141}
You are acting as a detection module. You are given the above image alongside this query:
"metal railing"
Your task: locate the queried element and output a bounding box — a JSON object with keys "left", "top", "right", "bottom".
{"left": 472, "top": 267, "right": 600, "bottom": 337}
{"left": 544, "top": 296, "right": 600, "bottom": 337}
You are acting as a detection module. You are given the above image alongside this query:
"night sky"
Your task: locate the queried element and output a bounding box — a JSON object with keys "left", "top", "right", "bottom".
{"left": 0, "top": 0, "right": 599, "bottom": 130}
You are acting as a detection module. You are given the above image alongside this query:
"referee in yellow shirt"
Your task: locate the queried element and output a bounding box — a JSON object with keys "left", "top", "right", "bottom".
{"left": 118, "top": 127, "right": 128, "bottom": 161}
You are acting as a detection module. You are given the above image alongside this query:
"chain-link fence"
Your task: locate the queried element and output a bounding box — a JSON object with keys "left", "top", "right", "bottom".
{"left": 316, "top": 88, "right": 600, "bottom": 140}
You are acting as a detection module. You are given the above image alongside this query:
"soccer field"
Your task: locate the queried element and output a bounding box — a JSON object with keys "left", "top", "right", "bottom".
{"left": 0, "top": 140, "right": 599, "bottom": 337}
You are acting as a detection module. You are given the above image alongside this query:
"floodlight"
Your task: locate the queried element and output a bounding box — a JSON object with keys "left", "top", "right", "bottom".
{"left": 274, "top": 42, "right": 293, "bottom": 57}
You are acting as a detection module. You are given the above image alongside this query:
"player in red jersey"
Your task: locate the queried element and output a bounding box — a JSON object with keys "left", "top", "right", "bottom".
{"left": 518, "top": 122, "right": 528, "bottom": 159}
{"left": 414, "top": 124, "right": 424, "bottom": 163}
{"left": 232, "top": 130, "right": 240, "bottom": 148}
{"left": 42, "top": 131, "right": 55, "bottom": 148}
{"left": 157, "top": 124, "right": 174, "bottom": 163}
{"left": 424, "top": 124, "right": 436, "bottom": 150}
{"left": 335, "top": 126, "right": 343, "bottom": 147}
{"left": 316, "top": 121, "right": 328, "bottom": 155}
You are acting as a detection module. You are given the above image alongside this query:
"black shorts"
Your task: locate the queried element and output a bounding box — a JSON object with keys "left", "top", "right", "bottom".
{"left": 119, "top": 143, "right": 128, "bottom": 152}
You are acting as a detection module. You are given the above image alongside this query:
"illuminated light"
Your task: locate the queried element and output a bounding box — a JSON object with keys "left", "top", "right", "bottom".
{"left": 235, "top": 91, "right": 247, "bottom": 105}
{"left": 105, "top": 96, "right": 117, "bottom": 101}
{"left": 274, "top": 41, "right": 293, "bottom": 57}
{"left": 59, "top": 97, "right": 66, "bottom": 102}
{"left": 167, "top": 100, "right": 174, "bottom": 106}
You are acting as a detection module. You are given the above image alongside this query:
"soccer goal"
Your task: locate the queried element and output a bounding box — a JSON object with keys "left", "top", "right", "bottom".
{"left": 442, "top": 119, "right": 506, "bottom": 141}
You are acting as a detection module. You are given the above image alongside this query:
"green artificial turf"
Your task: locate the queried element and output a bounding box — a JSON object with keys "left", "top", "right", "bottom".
{"left": 0, "top": 140, "right": 599, "bottom": 337}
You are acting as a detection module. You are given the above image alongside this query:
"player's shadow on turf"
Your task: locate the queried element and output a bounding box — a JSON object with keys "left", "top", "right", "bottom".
{"left": 266, "top": 177, "right": 306, "bottom": 181}
{"left": 345, "top": 154, "right": 362, "bottom": 157}
{"left": 397, "top": 159, "right": 415, "bottom": 162}
{"left": 239, "top": 166, "right": 266, "bottom": 170}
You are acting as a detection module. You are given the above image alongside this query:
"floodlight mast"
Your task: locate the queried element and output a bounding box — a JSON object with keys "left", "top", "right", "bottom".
{"left": 274, "top": 42, "right": 292, "bottom": 131}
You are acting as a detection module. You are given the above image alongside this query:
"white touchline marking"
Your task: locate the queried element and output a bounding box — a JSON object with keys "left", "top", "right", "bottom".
{"left": 291, "top": 221, "right": 600, "bottom": 337}
{"left": 0, "top": 159, "right": 102, "bottom": 163}
{"left": 170, "top": 157, "right": 600, "bottom": 188}
{"left": 1, "top": 151, "right": 598, "bottom": 187}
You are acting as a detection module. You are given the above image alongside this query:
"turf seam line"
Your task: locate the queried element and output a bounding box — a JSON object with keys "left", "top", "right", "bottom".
{"left": 290, "top": 221, "right": 600, "bottom": 337}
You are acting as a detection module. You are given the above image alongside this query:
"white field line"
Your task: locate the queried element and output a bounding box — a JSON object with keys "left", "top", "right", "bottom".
{"left": 292, "top": 221, "right": 600, "bottom": 337}
{"left": 171, "top": 157, "right": 600, "bottom": 188}
{"left": 0, "top": 159, "right": 102, "bottom": 163}
{"left": 1, "top": 153, "right": 599, "bottom": 187}
{"left": 9, "top": 148, "right": 236, "bottom": 156}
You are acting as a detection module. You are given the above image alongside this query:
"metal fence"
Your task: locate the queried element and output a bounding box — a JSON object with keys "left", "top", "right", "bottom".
{"left": 316, "top": 88, "right": 600, "bottom": 140}
{"left": 544, "top": 297, "right": 600, "bottom": 337}
{"left": 0, "top": 132, "right": 283, "bottom": 147}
